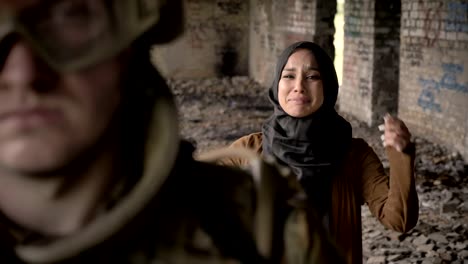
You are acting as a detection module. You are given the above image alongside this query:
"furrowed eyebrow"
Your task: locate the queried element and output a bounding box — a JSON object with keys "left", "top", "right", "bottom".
{"left": 282, "top": 66, "right": 319, "bottom": 72}
{"left": 305, "top": 66, "right": 320, "bottom": 71}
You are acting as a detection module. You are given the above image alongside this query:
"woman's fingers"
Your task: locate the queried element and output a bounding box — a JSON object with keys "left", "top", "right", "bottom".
{"left": 379, "top": 114, "right": 412, "bottom": 152}
{"left": 385, "top": 132, "right": 407, "bottom": 152}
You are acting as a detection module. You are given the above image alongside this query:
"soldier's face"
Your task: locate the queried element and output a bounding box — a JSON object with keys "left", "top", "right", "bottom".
{"left": 0, "top": 0, "right": 127, "bottom": 175}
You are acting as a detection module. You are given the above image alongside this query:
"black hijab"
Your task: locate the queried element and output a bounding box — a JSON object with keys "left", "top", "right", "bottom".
{"left": 262, "top": 41, "right": 352, "bottom": 215}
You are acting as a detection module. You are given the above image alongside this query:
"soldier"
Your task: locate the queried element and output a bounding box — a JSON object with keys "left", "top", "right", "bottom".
{"left": 0, "top": 0, "right": 344, "bottom": 263}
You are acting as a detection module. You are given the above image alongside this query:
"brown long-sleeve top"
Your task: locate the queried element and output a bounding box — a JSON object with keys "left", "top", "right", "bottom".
{"left": 223, "top": 132, "right": 419, "bottom": 264}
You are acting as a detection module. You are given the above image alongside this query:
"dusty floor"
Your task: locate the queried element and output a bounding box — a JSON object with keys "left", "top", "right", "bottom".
{"left": 168, "top": 76, "right": 468, "bottom": 264}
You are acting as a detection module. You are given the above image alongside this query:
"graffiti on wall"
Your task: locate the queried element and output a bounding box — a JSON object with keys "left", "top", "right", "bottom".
{"left": 216, "top": 0, "right": 244, "bottom": 15}
{"left": 417, "top": 63, "right": 468, "bottom": 112}
{"left": 359, "top": 77, "right": 370, "bottom": 97}
{"left": 343, "top": 56, "right": 357, "bottom": 88}
{"left": 357, "top": 40, "right": 371, "bottom": 62}
{"left": 419, "top": 0, "right": 443, "bottom": 47}
{"left": 344, "top": 15, "right": 362, "bottom": 37}
{"left": 446, "top": 1, "right": 468, "bottom": 32}
{"left": 344, "top": 0, "right": 364, "bottom": 37}
{"left": 440, "top": 63, "right": 468, "bottom": 93}
{"left": 418, "top": 78, "right": 442, "bottom": 112}
{"left": 403, "top": 44, "right": 424, "bottom": 67}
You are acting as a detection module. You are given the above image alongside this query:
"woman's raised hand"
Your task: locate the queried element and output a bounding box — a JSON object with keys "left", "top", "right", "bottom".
{"left": 379, "top": 113, "right": 412, "bottom": 152}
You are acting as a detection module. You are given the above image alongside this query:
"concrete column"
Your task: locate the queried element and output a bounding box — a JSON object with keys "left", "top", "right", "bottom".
{"left": 338, "top": 0, "right": 401, "bottom": 127}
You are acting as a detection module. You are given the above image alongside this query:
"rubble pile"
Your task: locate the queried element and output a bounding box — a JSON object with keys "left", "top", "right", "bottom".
{"left": 168, "top": 77, "right": 468, "bottom": 264}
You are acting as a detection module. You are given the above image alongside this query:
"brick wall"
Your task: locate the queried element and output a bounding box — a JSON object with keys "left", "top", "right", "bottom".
{"left": 153, "top": 0, "right": 336, "bottom": 84}
{"left": 150, "top": 0, "right": 468, "bottom": 160}
{"left": 338, "top": 0, "right": 402, "bottom": 127}
{"left": 338, "top": 0, "right": 376, "bottom": 126}
{"left": 399, "top": 0, "right": 468, "bottom": 161}
{"left": 152, "top": 0, "right": 249, "bottom": 78}
{"left": 249, "top": 0, "right": 336, "bottom": 86}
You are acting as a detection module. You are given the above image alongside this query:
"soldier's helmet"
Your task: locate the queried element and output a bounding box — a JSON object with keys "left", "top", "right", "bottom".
{"left": 0, "top": 0, "right": 183, "bottom": 72}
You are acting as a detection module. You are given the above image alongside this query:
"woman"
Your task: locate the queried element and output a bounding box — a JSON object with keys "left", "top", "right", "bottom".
{"left": 224, "top": 41, "right": 419, "bottom": 264}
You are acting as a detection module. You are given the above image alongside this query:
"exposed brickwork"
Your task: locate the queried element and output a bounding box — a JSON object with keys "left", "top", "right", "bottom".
{"left": 154, "top": 0, "right": 336, "bottom": 84}
{"left": 399, "top": 0, "right": 468, "bottom": 161}
{"left": 151, "top": 0, "right": 468, "bottom": 160}
{"left": 152, "top": 0, "right": 249, "bottom": 78}
{"left": 337, "top": 0, "right": 376, "bottom": 126}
